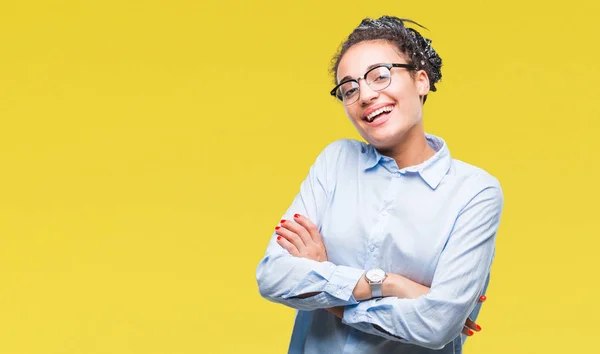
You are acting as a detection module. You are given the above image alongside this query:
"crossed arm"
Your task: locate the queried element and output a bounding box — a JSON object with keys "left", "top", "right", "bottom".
{"left": 256, "top": 185, "right": 502, "bottom": 350}
{"left": 275, "top": 213, "right": 484, "bottom": 338}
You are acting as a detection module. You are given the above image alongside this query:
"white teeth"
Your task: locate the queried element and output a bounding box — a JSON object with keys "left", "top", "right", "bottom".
{"left": 366, "top": 105, "right": 394, "bottom": 122}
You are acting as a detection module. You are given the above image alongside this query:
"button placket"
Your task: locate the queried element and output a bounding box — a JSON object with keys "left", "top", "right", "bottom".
{"left": 364, "top": 175, "right": 398, "bottom": 269}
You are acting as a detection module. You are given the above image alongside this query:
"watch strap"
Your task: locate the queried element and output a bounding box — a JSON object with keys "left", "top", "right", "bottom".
{"left": 371, "top": 282, "right": 383, "bottom": 298}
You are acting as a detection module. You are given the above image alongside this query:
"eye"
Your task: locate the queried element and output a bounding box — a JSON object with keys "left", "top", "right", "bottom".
{"left": 343, "top": 87, "right": 358, "bottom": 99}
{"left": 338, "top": 81, "right": 359, "bottom": 100}
{"left": 367, "top": 67, "right": 392, "bottom": 84}
{"left": 374, "top": 74, "right": 389, "bottom": 82}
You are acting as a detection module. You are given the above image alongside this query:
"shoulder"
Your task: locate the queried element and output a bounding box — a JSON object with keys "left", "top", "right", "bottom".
{"left": 449, "top": 159, "right": 504, "bottom": 205}
{"left": 310, "top": 139, "right": 367, "bottom": 185}
{"left": 316, "top": 138, "right": 366, "bottom": 163}
{"left": 320, "top": 138, "right": 365, "bottom": 155}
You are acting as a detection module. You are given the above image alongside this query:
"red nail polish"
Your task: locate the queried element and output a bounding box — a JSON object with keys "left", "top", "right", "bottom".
{"left": 294, "top": 214, "right": 300, "bottom": 218}
{"left": 280, "top": 219, "right": 286, "bottom": 224}
{"left": 476, "top": 325, "right": 482, "bottom": 331}
{"left": 277, "top": 236, "right": 282, "bottom": 240}
{"left": 480, "top": 295, "right": 487, "bottom": 302}
{"left": 275, "top": 226, "right": 280, "bottom": 230}
{"left": 468, "top": 330, "right": 474, "bottom": 336}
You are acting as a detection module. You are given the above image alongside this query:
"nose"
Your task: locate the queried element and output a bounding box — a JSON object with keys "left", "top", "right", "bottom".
{"left": 358, "top": 79, "right": 378, "bottom": 106}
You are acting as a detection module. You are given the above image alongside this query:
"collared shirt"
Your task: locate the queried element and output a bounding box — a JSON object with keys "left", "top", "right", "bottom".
{"left": 256, "top": 134, "right": 504, "bottom": 354}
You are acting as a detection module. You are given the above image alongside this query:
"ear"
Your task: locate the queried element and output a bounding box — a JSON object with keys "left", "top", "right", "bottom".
{"left": 415, "top": 69, "right": 430, "bottom": 96}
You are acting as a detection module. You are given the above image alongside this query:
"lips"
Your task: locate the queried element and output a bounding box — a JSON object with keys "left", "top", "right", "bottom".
{"left": 362, "top": 104, "right": 395, "bottom": 123}
{"left": 364, "top": 110, "right": 392, "bottom": 127}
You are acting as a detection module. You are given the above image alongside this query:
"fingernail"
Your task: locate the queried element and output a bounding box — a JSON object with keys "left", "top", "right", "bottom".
{"left": 275, "top": 226, "right": 281, "bottom": 230}
{"left": 468, "top": 330, "right": 474, "bottom": 336}
{"left": 480, "top": 295, "right": 487, "bottom": 302}
{"left": 280, "top": 219, "right": 286, "bottom": 224}
{"left": 476, "top": 325, "right": 481, "bottom": 331}
{"left": 277, "top": 236, "right": 281, "bottom": 240}
{"left": 294, "top": 214, "right": 300, "bottom": 218}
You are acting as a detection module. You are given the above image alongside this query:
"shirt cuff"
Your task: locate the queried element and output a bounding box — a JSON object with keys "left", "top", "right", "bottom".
{"left": 324, "top": 265, "right": 365, "bottom": 303}
{"left": 342, "top": 302, "right": 371, "bottom": 325}
{"left": 342, "top": 302, "right": 408, "bottom": 342}
{"left": 283, "top": 292, "right": 334, "bottom": 311}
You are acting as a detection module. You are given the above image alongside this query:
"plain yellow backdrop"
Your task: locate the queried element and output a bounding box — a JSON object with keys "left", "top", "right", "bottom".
{"left": 1, "top": 1, "right": 599, "bottom": 353}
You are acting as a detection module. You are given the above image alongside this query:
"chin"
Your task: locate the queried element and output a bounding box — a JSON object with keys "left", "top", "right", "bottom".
{"left": 363, "top": 127, "right": 408, "bottom": 149}
{"left": 361, "top": 133, "right": 395, "bottom": 151}
{"left": 372, "top": 118, "right": 422, "bottom": 147}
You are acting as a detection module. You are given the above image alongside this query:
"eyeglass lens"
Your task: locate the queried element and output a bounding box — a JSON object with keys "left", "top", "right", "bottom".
{"left": 336, "top": 66, "right": 392, "bottom": 105}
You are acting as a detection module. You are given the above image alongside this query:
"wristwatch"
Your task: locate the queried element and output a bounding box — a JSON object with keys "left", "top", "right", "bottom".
{"left": 365, "top": 268, "right": 388, "bottom": 298}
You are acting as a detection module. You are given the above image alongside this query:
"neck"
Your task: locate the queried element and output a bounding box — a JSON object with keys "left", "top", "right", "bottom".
{"left": 378, "top": 122, "right": 436, "bottom": 169}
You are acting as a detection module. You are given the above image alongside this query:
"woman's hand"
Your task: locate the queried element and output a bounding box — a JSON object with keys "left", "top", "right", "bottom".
{"left": 275, "top": 214, "right": 327, "bottom": 262}
{"left": 461, "top": 295, "right": 486, "bottom": 336}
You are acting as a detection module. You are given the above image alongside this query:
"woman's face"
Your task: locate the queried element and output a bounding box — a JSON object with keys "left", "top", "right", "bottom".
{"left": 336, "top": 40, "right": 430, "bottom": 150}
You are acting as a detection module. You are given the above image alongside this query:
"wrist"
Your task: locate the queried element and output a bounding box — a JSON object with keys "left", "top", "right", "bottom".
{"left": 353, "top": 274, "right": 372, "bottom": 301}
{"left": 381, "top": 273, "right": 400, "bottom": 298}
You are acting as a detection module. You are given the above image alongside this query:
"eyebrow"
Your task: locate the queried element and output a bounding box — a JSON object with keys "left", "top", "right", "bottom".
{"left": 338, "top": 63, "right": 386, "bottom": 84}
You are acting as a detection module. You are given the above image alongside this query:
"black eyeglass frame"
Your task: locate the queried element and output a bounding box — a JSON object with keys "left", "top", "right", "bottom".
{"left": 330, "top": 63, "right": 416, "bottom": 103}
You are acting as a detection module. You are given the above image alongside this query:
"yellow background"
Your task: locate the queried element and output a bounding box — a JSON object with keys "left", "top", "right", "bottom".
{"left": 1, "top": 1, "right": 598, "bottom": 353}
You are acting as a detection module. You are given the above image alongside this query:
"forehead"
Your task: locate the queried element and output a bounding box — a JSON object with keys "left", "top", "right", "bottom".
{"left": 337, "top": 41, "right": 405, "bottom": 82}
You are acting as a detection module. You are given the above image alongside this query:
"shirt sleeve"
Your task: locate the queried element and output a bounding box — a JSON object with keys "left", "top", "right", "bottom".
{"left": 342, "top": 181, "right": 504, "bottom": 350}
{"left": 256, "top": 140, "right": 366, "bottom": 311}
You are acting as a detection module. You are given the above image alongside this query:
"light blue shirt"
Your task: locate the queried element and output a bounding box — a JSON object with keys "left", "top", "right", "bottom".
{"left": 256, "top": 134, "right": 504, "bottom": 353}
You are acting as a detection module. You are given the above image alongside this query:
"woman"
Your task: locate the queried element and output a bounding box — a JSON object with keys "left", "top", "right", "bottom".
{"left": 256, "top": 16, "right": 503, "bottom": 354}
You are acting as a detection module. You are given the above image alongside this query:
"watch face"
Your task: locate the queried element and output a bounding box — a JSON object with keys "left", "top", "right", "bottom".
{"left": 366, "top": 268, "right": 386, "bottom": 282}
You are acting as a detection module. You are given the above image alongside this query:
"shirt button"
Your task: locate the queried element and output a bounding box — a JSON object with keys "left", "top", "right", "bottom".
{"left": 336, "top": 289, "right": 342, "bottom": 295}
{"left": 394, "top": 172, "right": 402, "bottom": 178}
{"left": 381, "top": 210, "right": 388, "bottom": 216}
{"left": 369, "top": 245, "right": 376, "bottom": 252}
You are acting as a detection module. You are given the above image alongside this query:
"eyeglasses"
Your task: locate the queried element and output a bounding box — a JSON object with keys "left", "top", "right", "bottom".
{"left": 330, "top": 63, "right": 415, "bottom": 105}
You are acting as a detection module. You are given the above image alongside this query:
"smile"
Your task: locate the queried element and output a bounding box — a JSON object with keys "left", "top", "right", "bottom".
{"left": 364, "top": 105, "right": 395, "bottom": 123}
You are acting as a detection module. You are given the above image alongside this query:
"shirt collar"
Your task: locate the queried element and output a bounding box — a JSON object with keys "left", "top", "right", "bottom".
{"left": 361, "top": 144, "right": 384, "bottom": 170}
{"left": 360, "top": 133, "right": 452, "bottom": 189}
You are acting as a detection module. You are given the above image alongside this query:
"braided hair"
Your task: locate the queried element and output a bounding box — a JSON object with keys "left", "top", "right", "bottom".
{"left": 330, "top": 16, "right": 443, "bottom": 103}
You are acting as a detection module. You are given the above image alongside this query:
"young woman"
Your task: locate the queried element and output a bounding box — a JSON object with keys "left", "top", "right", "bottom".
{"left": 256, "top": 16, "right": 504, "bottom": 354}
